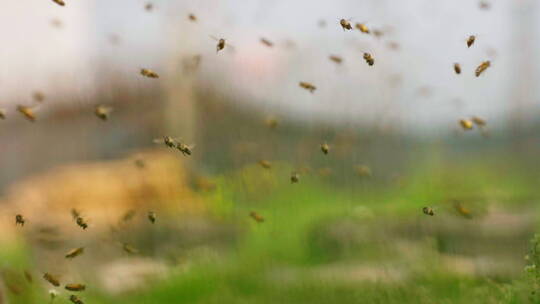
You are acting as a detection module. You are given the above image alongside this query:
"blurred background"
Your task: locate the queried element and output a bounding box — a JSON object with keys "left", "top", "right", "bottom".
{"left": 1, "top": 0, "right": 540, "bottom": 303}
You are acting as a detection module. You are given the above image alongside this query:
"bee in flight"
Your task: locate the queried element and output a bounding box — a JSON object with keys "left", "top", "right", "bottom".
{"left": 250, "top": 211, "right": 264, "bottom": 223}
{"left": 52, "top": 0, "right": 65, "bottom": 6}
{"left": 259, "top": 160, "right": 271, "bottom": 169}
{"left": 33, "top": 91, "right": 45, "bottom": 102}
{"left": 265, "top": 116, "right": 278, "bottom": 129}
{"left": 471, "top": 116, "right": 486, "bottom": 127}
{"left": 467, "top": 35, "right": 476, "bottom": 48}
{"left": 291, "top": 172, "right": 300, "bottom": 183}
{"left": 355, "top": 165, "right": 372, "bottom": 177}
{"left": 188, "top": 14, "right": 197, "bottom": 22}
{"left": 43, "top": 273, "right": 60, "bottom": 287}
{"left": 475, "top": 60, "right": 491, "bottom": 77}
{"left": 459, "top": 119, "right": 474, "bottom": 130}
{"left": 24, "top": 270, "right": 33, "bottom": 283}
{"left": 17, "top": 105, "right": 37, "bottom": 122}
{"left": 95, "top": 105, "right": 113, "bottom": 121}
{"left": 155, "top": 136, "right": 177, "bottom": 148}
{"left": 363, "top": 53, "right": 375, "bottom": 66}
{"left": 65, "top": 247, "right": 84, "bottom": 259}
{"left": 0, "top": 109, "right": 5, "bottom": 119}
{"left": 454, "top": 201, "right": 473, "bottom": 219}
{"left": 211, "top": 37, "right": 227, "bottom": 52}
{"left": 145, "top": 3, "right": 153, "bottom": 11}
{"left": 76, "top": 216, "right": 88, "bottom": 230}
{"left": 320, "top": 143, "right": 330, "bottom": 155}
{"left": 65, "top": 283, "right": 86, "bottom": 291}
{"left": 260, "top": 38, "right": 273, "bottom": 47}
{"left": 140, "top": 68, "right": 159, "bottom": 78}
{"left": 176, "top": 141, "right": 195, "bottom": 156}
{"left": 148, "top": 211, "right": 156, "bottom": 224}
{"left": 339, "top": 19, "right": 353, "bottom": 30}
{"left": 15, "top": 214, "right": 25, "bottom": 226}
{"left": 70, "top": 295, "right": 84, "bottom": 304}
{"left": 454, "top": 63, "right": 461, "bottom": 74}
{"left": 122, "top": 243, "right": 139, "bottom": 254}
{"left": 422, "top": 207, "right": 435, "bottom": 216}
{"left": 329, "top": 55, "right": 343, "bottom": 64}
{"left": 299, "top": 82, "right": 316, "bottom": 93}
{"left": 355, "top": 23, "right": 370, "bottom": 34}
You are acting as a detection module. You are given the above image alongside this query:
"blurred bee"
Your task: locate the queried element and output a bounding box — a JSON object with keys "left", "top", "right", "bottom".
{"left": 140, "top": 68, "right": 159, "bottom": 78}
{"left": 260, "top": 38, "right": 273, "bottom": 47}
{"left": 122, "top": 243, "right": 139, "bottom": 254}
{"left": 290, "top": 172, "right": 300, "bottom": 183}
{"left": 372, "top": 29, "right": 384, "bottom": 38}
{"left": 479, "top": 1, "right": 490, "bottom": 9}
{"left": 52, "top": 0, "right": 65, "bottom": 6}
{"left": 258, "top": 160, "right": 272, "bottom": 169}
{"left": 355, "top": 23, "right": 370, "bottom": 34}
{"left": 320, "top": 143, "right": 330, "bottom": 155}
{"left": 339, "top": 19, "right": 352, "bottom": 30}
{"left": 176, "top": 142, "right": 195, "bottom": 156}
{"left": 467, "top": 35, "right": 476, "bottom": 48}
{"left": 15, "top": 214, "right": 25, "bottom": 226}
{"left": 94, "top": 105, "right": 112, "bottom": 121}
{"left": 299, "top": 81, "right": 316, "bottom": 93}
{"left": 65, "top": 283, "right": 86, "bottom": 291}
{"left": 33, "top": 91, "right": 45, "bottom": 102}
{"left": 387, "top": 41, "right": 400, "bottom": 50}
{"left": 6, "top": 282, "right": 22, "bottom": 295}
{"left": 249, "top": 211, "right": 264, "bottom": 223}
{"left": 154, "top": 136, "right": 177, "bottom": 148}
{"left": 318, "top": 19, "right": 327, "bottom": 28}
{"left": 214, "top": 38, "right": 226, "bottom": 52}
{"left": 422, "top": 207, "right": 435, "bottom": 216}
{"left": 70, "top": 295, "right": 84, "bottom": 304}
{"left": 182, "top": 54, "right": 202, "bottom": 73}
{"left": 144, "top": 3, "right": 153, "bottom": 11}
{"left": 363, "top": 53, "right": 374, "bottom": 66}
{"left": 121, "top": 210, "right": 136, "bottom": 223}
{"left": 459, "top": 119, "right": 474, "bottom": 130}
{"left": 188, "top": 14, "right": 197, "bottom": 22}
{"left": 265, "top": 116, "right": 278, "bottom": 129}
{"left": 454, "top": 63, "right": 461, "bottom": 74}
{"left": 475, "top": 60, "right": 491, "bottom": 77}
{"left": 148, "top": 211, "right": 156, "bottom": 224}
{"left": 76, "top": 217, "right": 88, "bottom": 230}
{"left": 329, "top": 55, "right": 343, "bottom": 64}
{"left": 24, "top": 270, "right": 33, "bottom": 283}
{"left": 0, "top": 109, "right": 5, "bottom": 119}
{"left": 454, "top": 202, "right": 472, "bottom": 219}
{"left": 43, "top": 273, "right": 60, "bottom": 287}
{"left": 355, "top": 165, "right": 372, "bottom": 177}
{"left": 51, "top": 18, "right": 63, "bottom": 28}
{"left": 471, "top": 116, "right": 487, "bottom": 127}
{"left": 65, "top": 247, "right": 84, "bottom": 259}
{"left": 134, "top": 158, "right": 146, "bottom": 169}
{"left": 17, "top": 105, "right": 36, "bottom": 122}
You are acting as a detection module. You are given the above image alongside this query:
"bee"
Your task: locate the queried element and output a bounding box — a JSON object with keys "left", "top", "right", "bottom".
{"left": 249, "top": 211, "right": 264, "bottom": 223}
{"left": 387, "top": 41, "right": 400, "bottom": 50}
{"left": 0, "top": 109, "right": 5, "bottom": 119}
{"left": 363, "top": 53, "right": 374, "bottom": 66}
{"left": 299, "top": 82, "right": 316, "bottom": 93}
{"left": 318, "top": 19, "right": 327, "bottom": 28}
{"left": 176, "top": 141, "right": 195, "bottom": 156}
{"left": 148, "top": 211, "right": 156, "bottom": 224}
{"left": 71, "top": 208, "right": 81, "bottom": 220}
{"left": 467, "top": 35, "right": 476, "bottom": 48}
{"left": 144, "top": 3, "right": 153, "bottom": 11}
{"left": 259, "top": 160, "right": 271, "bottom": 169}
{"left": 454, "top": 202, "right": 472, "bottom": 219}
{"left": 215, "top": 38, "right": 226, "bottom": 52}
{"left": 459, "top": 119, "right": 474, "bottom": 130}
{"left": 475, "top": 60, "right": 491, "bottom": 77}
{"left": 33, "top": 91, "right": 45, "bottom": 102}
{"left": 454, "top": 63, "right": 461, "bottom": 74}
{"left": 122, "top": 243, "right": 139, "bottom": 254}
{"left": 17, "top": 105, "right": 36, "bottom": 121}
{"left": 372, "top": 29, "right": 384, "bottom": 38}
{"left": 94, "top": 105, "right": 112, "bottom": 121}
{"left": 188, "top": 14, "right": 197, "bottom": 22}
{"left": 65, "top": 247, "right": 84, "bottom": 259}
{"left": 479, "top": 1, "right": 490, "bottom": 9}
{"left": 422, "top": 207, "right": 435, "bottom": 216}
{"left": 70, "top": 295, "right": 84, "bottom": 304}
{"left": 52, "top": 0, "right": 65, "bottom": 6}
{"left": 120, "top": 210, "right": 136, "bottom": 224}
{"left": 471, "top": 116, "right": 486, "bottom": 127}
{"left": 51, "top": 18, "right": 63, "bottom": 28}
{"left": 265, "top": 117, "right": 278, "bottom": 129}
{"left": 140, "top": 68, "right": 159, "bottom": 78}
{"left": 355, "top": 23, "right": 370, "bottom": 34}
{"left": 329, "top": 55, "right": 343, "bottom": 64}
{"left": 43, "top": 273, "right": 60, "bottom": 287}
{"left": 260, "top": 38, "right": 273, "bottom": 47}
{"left": 65, "top": 283, "right": 86, "bottom": 291}
{"left": 76, "top": 217, "right": 88, "bottom": 230}
{"left": 291, "top": 172, "right": 300, "bottom": 184}
{"left": 320, "top": 143, "right": 330, "bottom": 155}
{"left": 15, "top": 214, "right": 25, "bottom": 226}
{"left": 339, "top": 19, "right": 352, "bottom": 30}
{"left": 134, "top": 158, "right": 146, "bottom": 169}
{"left": 355, "top": 165, "right": 372, "bottom": 177}
{"left": 24, "top": 270, "right": 33, "bottom": 283}
{"left": 155, "top": 136, "right": 177, "bottom": 148}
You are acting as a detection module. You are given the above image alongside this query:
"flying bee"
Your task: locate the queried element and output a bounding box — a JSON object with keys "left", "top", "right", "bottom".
{"left": 176, "top": 141, "right": 195, "bottom": 156}
{"left": 329, "top": 55, "right": 343, "bottom": 64}
{"left": 43, "top": 273, "right": 60, "bottom": 287}
{"left": 148, "top": 211, "right": 156, "bottom": 224}
{"left": 291, "top": 172, "right": 300, "bottom": 184}
{"left": 479, "top": 1, "right": 490, "bottom": 9}
{"left": 15, "top": 214, "right": 25, "bottom": 226}
{"left": 299, "top": 81, "right": 316, "bottom": 93}
{"left": 459, "top": 119, "right": 474, "bottom": 130}
{"left": 65, "top": 247, "right": 84, "bottom": 259}
{"left": 260, "top": 38, "right": 273, "bottom": 47}
{"left": 372, "top": 29, "right": 384, "bottom": 38}
{"left": 76, "top": 217, "right": 88, "bottom": 230}
{"left": 94, "top": 105, "right": 112, "bottom": 121}
{"left": 154, "top": 136, "right": 177, "bottom": 148}
{"left": 265, "top": 117, "right": 278, "bottom": 129}
{"left": 249, "top": 211, "right": 264, "bottom": 223}
{"left": 122, "top": 243, "right": 139, "bottom": 254}
{"left": 355, "top": 23, "right": 370, "bottom": 34}
{"left": 363, "top": 53, "right": 374, "bottom": 66}
{"left": 422, "top": 207, "right": 435, "bottom": 216}
{"left": 320, "top": 143, "right": 330, "bottom": 155}
{"left": 52, "top": 0, "right": 65, "bottom": 6}
{"left": 24, "top": 270, "right": 33, "bottom": 283}
{"left": 70, "top": 295, "right": 84, "bottom": 304}
{"left": 140, "top": 68, "right": 159, "bottom": 78}
{"left": 454, "top": 63, "right": 461, "bottom": 74}
{"left": 51, "top": 18, "right": 63, "bottom": 28}
{"left": 355, "top": 165, "right": 372, "bottom": 177}
{"left": 475, "top": 60, "right": 491, "bottom": 77}
{"left": 188, "top": 14, "right": 197, "bottom": 22}
{"left": 258, "top": 160, "right": 271, "bottom": 169}
{"left": 454, "top": 202, "right": 472, "bottom": 219}
{"left": 339, "top": 19, "right": 352, "bottom": 30}
{"left": 471, "top": 116, "right": 486, "bottom": 127}
{"left": 211, "top": 37, "right": 227, "bottom": 52}
{"left": 0, "top": 109, "right": 5, "bottom": 119}
{"left": 467, "top": 35, "right": 476, "bottom": 48}
{"left": 144, "top": 3, "right": 153, "bottom": 11}
{"left": 65, "top": 283, "right": 86, "bottom": 291}
{"left": 17, "top": 105, "right": 36, "bottom": 122}
{"left": 71, "top": 208, "right": 81, "bottom": 220}
{"left": 33, "top": 91, "right": 45, "bottom": 102}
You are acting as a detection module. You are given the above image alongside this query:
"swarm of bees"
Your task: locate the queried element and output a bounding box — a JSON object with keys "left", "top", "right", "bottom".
{"left": 249, "top": 211, "right": 264, "bottom": 223}
{"left": 475, "top": 60, "right": 491, "bottom": 77}
{"left": 140, "top": 68, "right": 159, "bottom": 78}
{"left": 363, "top": 53, "right": 375, "bottom": 66}
{"left": 299, "top": 81, "right": 316, "bottom": 93}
